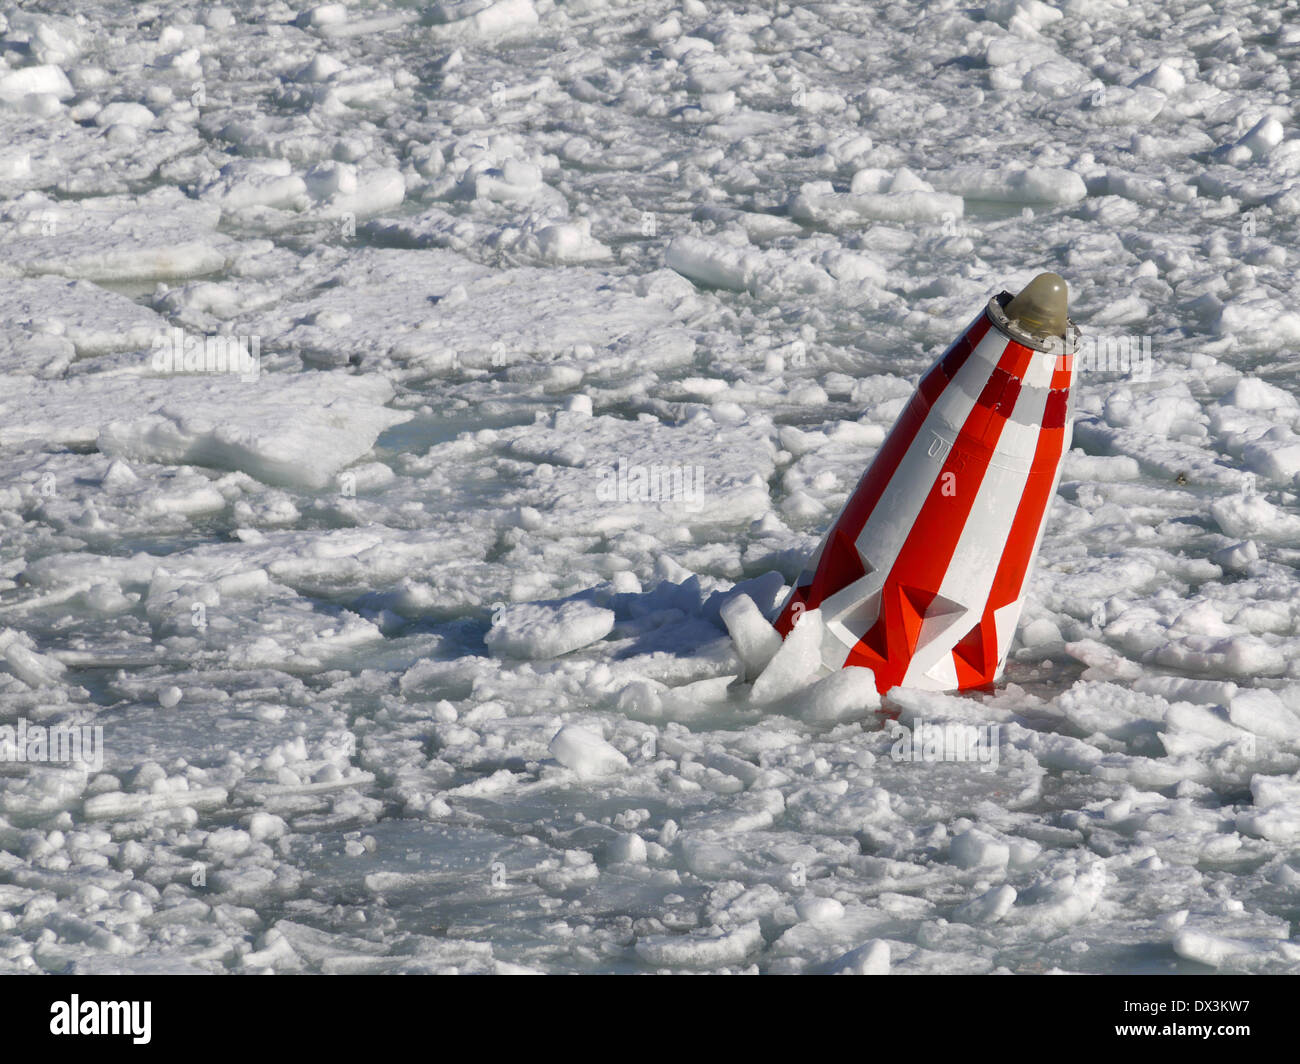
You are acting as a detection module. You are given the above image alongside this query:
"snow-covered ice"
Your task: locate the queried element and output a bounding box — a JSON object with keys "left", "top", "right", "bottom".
{"left": 2, "top": 0, "right": 1300, "bottom": 975}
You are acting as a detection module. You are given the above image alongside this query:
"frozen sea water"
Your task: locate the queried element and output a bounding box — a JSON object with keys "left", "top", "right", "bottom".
{"left": 2, "top": 0, "right": 1300, "bottom": 974}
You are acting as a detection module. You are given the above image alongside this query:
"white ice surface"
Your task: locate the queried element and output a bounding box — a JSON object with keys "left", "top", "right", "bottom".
{"left": 2, "top": 0, "right": 1300, "bottom": 976}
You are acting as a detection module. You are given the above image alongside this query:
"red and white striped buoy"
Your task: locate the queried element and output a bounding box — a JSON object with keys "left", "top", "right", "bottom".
{"left": 774, "top": 273, "right": 1079, "bottom": 693}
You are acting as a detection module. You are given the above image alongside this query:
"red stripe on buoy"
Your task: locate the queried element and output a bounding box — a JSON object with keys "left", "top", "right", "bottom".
{"left": 774, "top": 311, "right": 994, "bottom": 636}
{"left": 847, "top": 333, "right": 1033, "bottom": 690}
{"left": 953, "top": 357, "right": 1074, "bottom": 686}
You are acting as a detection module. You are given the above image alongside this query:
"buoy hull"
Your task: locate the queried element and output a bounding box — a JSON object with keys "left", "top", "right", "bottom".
{"left": 774, "top": 297, "right": 1077, "bottom": 693}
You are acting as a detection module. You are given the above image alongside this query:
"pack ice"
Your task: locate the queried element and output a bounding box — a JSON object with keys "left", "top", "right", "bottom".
{"left": 2, "top": 0, "right": 1300, "bottom": 975}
